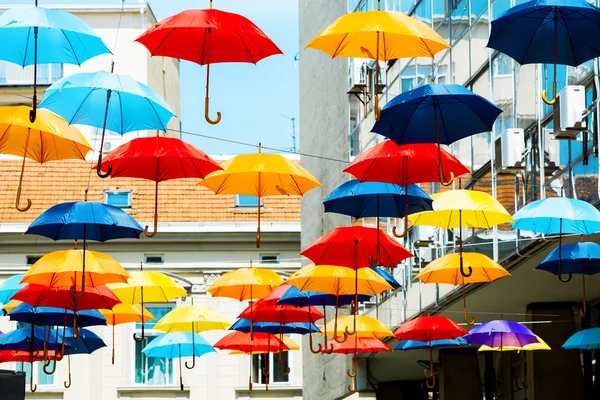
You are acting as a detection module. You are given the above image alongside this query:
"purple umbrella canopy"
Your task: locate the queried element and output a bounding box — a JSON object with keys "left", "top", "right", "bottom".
{"left": 463, "top": 320, "right": 539, "bottom": 348}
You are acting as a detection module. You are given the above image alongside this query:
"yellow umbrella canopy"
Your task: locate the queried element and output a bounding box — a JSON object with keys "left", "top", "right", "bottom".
{"left": 22, "top": 250, "right": 130, "bottom": 288}
{"left": 154, "top": 306, "right": 231, "bottom": 333}
{"left": 207, "top": 264, "right": 284, "bottom": 301}
{"left": 478, "top": 335, "right": 550, "bottom": 352}
{"left": 198, "top": 145, "right": 321, "bottom": 247}
{"left": 322, "top": 315, "right": 394, "bottom": 339}
{"left": 416, "top": 253, "right": 510, "bottom": 286}
{"left": 0, "top": 106, "right": 92, "bottom": 212}
{"left": 2, "top": 300, "right": 21, "bottom": 314}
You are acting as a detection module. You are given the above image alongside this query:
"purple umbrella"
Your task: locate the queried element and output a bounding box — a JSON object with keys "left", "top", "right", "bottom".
{"left": 463, "top": 320, "right": 539, "bottom": 348}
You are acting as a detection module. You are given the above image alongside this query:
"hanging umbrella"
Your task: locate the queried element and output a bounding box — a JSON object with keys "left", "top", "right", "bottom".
{"left": 562, "top": 327, "right": 600, "bottom": 350}
{"left": 135, "top": 0, "right": 282, "bottom": 124}
{"left": 371, "top": 267, "right": 401, "bottom": 289}
{"left": 198, "top": 145, "right": 321, "bottom": 247}
{"left": 100, "top": 303, "right": 154, "bottom": 365}
{"left": 0, "top": 4, "right": 110, "bottom": 122}
{"left": 479, "top": 335, "right": 550, "bottom": 352}
{"left": 371, "top": 84, "right": 502, "bottom": 185}
{"left": 487, "top": 0, "right": 600, "bottom": 105}
{"left": 95, "top": 136, "right": 222, "bottom": 237}
{"left": 0, "top": 106, "right": 91, "bottom": 212}
{"left": 153, "top": 305, "right": 231, "bottom": 370}
{"left": 536, "top": 241, "right": 600, "bottom": 318}
{"left": 0, "top": 274, "right": 25, "bottom": 305}
{"left": 38, "top": 70, "right": 175, "bottom": 178}
{"left": 394, "top": 315, "right": 468, "bottom": 388}
{"left": 227, "top": 334, "right": 299, "bottom": 353}
{"left": 12, "top": 284, "right": 121, "bottom": 314}
{"left": 8, "top": 303, "right": 106, "bottom": 329}
{"left": 324, "top": 179, "right": 433, "bottom": 243}
{"left": 142, "top": 332, "right": 215, "bottom": 391}
{"left": 464, "top": 320, "right": 539, "bottom": 348}
{"left": 395, "top": 337, "right": 468, "bottom": 350}
{"left": 306, "top": 0, "right": 448, "bottom": 121}
{"left": 512, "top": 197, "right": 600, "bottom": 283}
{"left": 25, "top": 201, "right": 142, "bottom": 298}
{"left": 237, "top": 301, "right": 323, "bottom": 326}
{"left": 108, "top": 268, "right": 186, "bottom": 343}
{"left": 416, "top": 253, "right": 510, "bottom": 324}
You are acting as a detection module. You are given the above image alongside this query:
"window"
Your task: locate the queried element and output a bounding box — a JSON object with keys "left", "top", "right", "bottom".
{"left": 235, "top": 194, "right": 263, "bottom": 208}
{"left": 260, "top": 254, "right": 280, "bottom": 264}
{"left": 134, "top": 306, "right": 174, "bottom": 385}
{"left": 144, "top": 254, "right": 164, "bottom": 264}
{"left": 252, "top": 352, "right": 289, "bottom": 384}
{"left": 16, "top": 322, "right": 54, "bottom": 388}
{"left": 104, "top": 190, "right": 132, "bottom": 208}
{"left": 26, "top": 256, "right": 42, "bottom": 266}
{"left": 0, "top": 61, "right": 62, "bottom": 86}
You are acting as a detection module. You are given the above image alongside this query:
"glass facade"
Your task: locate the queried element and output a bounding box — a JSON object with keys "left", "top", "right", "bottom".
{"left": 134, "top": 306, "right": 174, "bottom": 386}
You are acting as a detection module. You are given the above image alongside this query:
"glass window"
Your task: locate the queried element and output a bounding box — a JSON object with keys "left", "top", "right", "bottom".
{"left": 449, "top": 0, "right": 469, "bottom": 44}
{"left": 144, "top": 254, "right": 164, "bottom": 264}
{"left": 491, "top": 0, "right": 510, "bottom": 19}
{"left": 567, "top": 60, "right": 593, "bottom": 86}
{"left": 26, "top": 256, "right": 42, "bottom": 266}
{"left": 104, "top": 190, "right": 132, "bottom": 208}
{"left": 0, "top": 62, "right": 62, "bottom": 86}
{"left": 414, "top": 0, "right": 432, "bottom": 27}
{"left": 252, "top": 352, "right": 290, "bottom": 384}
{"left": 235, "top": 194, "right": 264, "bottom": 207}
{"left": 134, "top": 306, "right": 175, "bottom": 385}
{"left": 260, "top": 254, "right": 280, "bottom": 264}
{"left": 16, "top": 323, "right": 54, "bottom": 387}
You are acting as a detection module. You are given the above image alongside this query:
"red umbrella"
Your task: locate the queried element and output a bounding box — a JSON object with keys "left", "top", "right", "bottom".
{"left": 394, "top": 315, "right": 468, "bottom": 388}
{"left": 237, "top": 300, "right": 324, "bottom": 325}
{"left": 95, "top": 135, "right": 222, "bottom": 237}
{"left": 0, "top": 350, "right": 59, "bottom": 364}
{"left": 344, "top": 142, "right": 470, "bottom": 237}
{"left": 135, "top": 1, "right": 282, "bottom": 125}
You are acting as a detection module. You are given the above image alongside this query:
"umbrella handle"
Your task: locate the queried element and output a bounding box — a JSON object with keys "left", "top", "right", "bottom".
{"left": 279, "top": 353, "right": 291, "bottom": 376}
{"left": 433, "top": 102, "right": 454, "bottom": 187}
{"left": 205, "top": 64, "right": 222, "bottom": 125}
{"left": 368, "top": 246, "right": 380, "bottom": 267}
{"left": 424, "top": 347, "right": 434, "bottom": 378}
{"left": 30, "top": 364, "right": 37, "bottom": 393}
{"left": 29, "top": 27, "right": 38, "bottom": 123}
{"left": 308, "top": 329, "right": 322, "bottom": 354}
{"left": 321, "top": 305, "right": 334, "bottom": 354}
{"left": 464, "top": 305, "right": 476, "bottom": 326}
{"left": 185, "top": 332, "right": 196, "bottom": 369}
{"left": 392, "top": 216, "right": 409, "bottom": 238}
{"left": 96, "top": 153, "right": 112, "bottom": 179}
{"left": 459, "top": 264, "right": 473, "bottom": 278}
{"left": 133, "top": 326, "right": 145, "bottom": 342}
{"left": 70, "top": 275, "right": 85, "bottom": 299}
{"left": 541, "top": 83, "right": 556, "bottom": 106}
{"left": 347, "top": 354, "right": 358, "bottom": 393}
{"left": 558, "top": 271, "right": 572, "bottom": 283}
{"left": 97, "top": 90, "right": 113, "bottom": 178}
{"left": 15, "top": 127, "right": 32, "bottom": 212}
{"left": 185, "top": 355, "right": 196, "bottom": 369}
{"left": 440, "top": 171, "right": 454, "bottom": 187}
{"left": 144, "top": 181, "right": 159, "bottom": 237}
{"left": 43, "top": 358, "right": 57, "bottom": 375}
{"left": 426, "top": 374, "right": 436, "bottom": 389}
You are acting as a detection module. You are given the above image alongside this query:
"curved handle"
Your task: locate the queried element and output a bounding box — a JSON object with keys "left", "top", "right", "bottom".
{"left": 541, "top": 81, "right": 557, "bottom": 106}
{"left": 347, "top": 355, "right": 358, "bottom": 393}
{"left": 145, "top": 180, "right": 159, "bottom": 237}
{"left": 29, "top": 105, "right": 37, "bottom": 124}
{"left": 144, "top": 221, "right": 158, "bottom": 238}
{"left": 464, "top": 305, "right": 476, "bottom": 326}
{"left": 558, "top": 271, "right": 572, "bottom": 282}
{"left": 441, "top": 171, "right": 455, "bottom": 187}
{"left": 16, "top": 128, "right": 32, "bottom": 212}
{"left": 425, "top": 374, "right": 436, "bottom": 389}
{"left": 368, "top": 246, "right": 380, "bottom": 267}
{"left": 334, "top": 328, "right": 349, "bottom": 344}
{"left": 344, "top": 325, "right": 356, "bottom": 337}
{"left": 30, "top": 368, "right": 37, "bottom": 393}
{"left": 70, "top": 273, "right": 86, "bottom": 299}
{"left": 72, "top": 326, "right": 81, "bottom": 340}
{"left": 424, "top": 347, "right": 434, "bottom": 378}
{"left": 133, "top": 321, "right": 145, "bottom": 342}
{"left": 43, "top": 358, "right": 57, "bottom": 375}
{"left": 308, "top": 330, "right": 322, "bottom": 354}
{"left": 392, "top": 216, "right": 409, "bottom": 238}
{"left": 279, "top": 354, "right": 291, "bottom": 376}
{"left": 64, "top": 374, "right": 72, "bottom": 389}
{"left": 205, "top": 96, "right": 222, "bottom": 125}
{"left": 262, "top": 366, "right": 270, "bottom": 376}
{"left": 15, "top": 188, "right": 32, "bottom": 212}
{"left": 344, "top": 313, "right": 357, "bottom": 337}
{"left": 460, "top": 264, "right": 473, "bottom": 278}
{"left": 185, "top": 354, "right": 196, "bottom": 369}
{"left": 96, "top": 157, "right": 112, "bottom": 179}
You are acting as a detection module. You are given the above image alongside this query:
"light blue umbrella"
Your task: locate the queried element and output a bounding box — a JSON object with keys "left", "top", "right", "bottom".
{"left": 562, "top": 327, "right": 600, "bottom": 350}
{"left": 0, "top": 274, "right": 25, "bottom": 306}
{"left": 39, "top": 70, "right": 175, "bottom": 178}
{"left": 142, "top": 332, "right": 215, "bottom": 391}
{"left": 0, "top": 5, "right": 110, "bottom": 122}
{"left": 512, "top": 197, "right": 600, "bottom": 282}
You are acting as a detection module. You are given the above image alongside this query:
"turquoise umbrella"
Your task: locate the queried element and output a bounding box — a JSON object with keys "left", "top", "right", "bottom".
{"left": 0, "top": 274, "right": 25, "bottom": 306}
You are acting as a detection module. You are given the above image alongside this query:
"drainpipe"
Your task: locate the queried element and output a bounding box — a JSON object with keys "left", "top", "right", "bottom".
{"left": 537, "top": 64, "right": 546, "bottom": 199}
{"left": 594, "top": 57, "right": 600, "bottom": 201}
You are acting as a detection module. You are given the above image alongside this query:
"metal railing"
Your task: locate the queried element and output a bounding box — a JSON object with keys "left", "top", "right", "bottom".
{"left": 0, "top": 61, "right": 63, "bottom": 86}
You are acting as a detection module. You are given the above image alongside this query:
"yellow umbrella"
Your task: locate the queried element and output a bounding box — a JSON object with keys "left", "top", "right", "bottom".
{"left": 100, "top": 304, "right": 155, "bottom": 364}
{"left": 198, "top": 145, "right": 321, "bottom": 247}
{"left": 416, "top": 253, "right": 510, "bottom": 326}
{"left": 2, "top": 299, "right": 21, "bottom": 314}
{"left": 154, "top": 305, "right": 231, "bottom": 369}
{"left": 306, "top": 0, "right": 448, "bottom": 120}
{"left": 108, "top": 269, "right": 186, "bottom": 342}
{"left": 0, "top": 106, "right": 92, "bottom": 212}
{"left": 478, "top": 335, "right": 550, "bottom": 352}
{"left": 21, "top": 250, "right": 130, "bottom": 288}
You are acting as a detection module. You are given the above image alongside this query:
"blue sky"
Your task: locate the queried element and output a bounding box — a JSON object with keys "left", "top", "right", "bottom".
{"left": 2, "top": 0, "right": 300, "bottom": 155}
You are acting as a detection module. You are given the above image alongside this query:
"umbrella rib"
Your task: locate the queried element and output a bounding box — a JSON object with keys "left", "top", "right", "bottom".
{"left": 517, "top": 11, "right": 551, "bottom": 64}
{"left": 235, "top": 32, "right": 258, "bottom": 64}
{"left": 557, "top": 9, "right": 578, "bottom": 66}
{"left": 23, "top": 27, "right": 32, "bottom": 68}
{"left": 289, "top": 174, "right": 304, "bottom": 196}
{"left": 331, "top": 33, "right": 349, "bottom": 59}
{"left": 149, "top": 28, "right": 177, "bottom": 57}
{"left": 144, "top": 97, "right": 167, "bottom": 132}
{"left": 60, "top": 30, "right": 81, "bottom": 66}
{"left": 67, "top": 89, "right": 97, "bottom": 126}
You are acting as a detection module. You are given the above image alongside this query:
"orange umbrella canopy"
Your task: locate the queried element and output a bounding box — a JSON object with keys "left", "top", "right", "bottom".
{"left": 321, "top": 336, "right": 390, "bottom": 354}
{"left": 213, "top": 331, "right": 289, "bottom": 353}
{"left": 207, "top": 264, "right": 284, "bottom": 301}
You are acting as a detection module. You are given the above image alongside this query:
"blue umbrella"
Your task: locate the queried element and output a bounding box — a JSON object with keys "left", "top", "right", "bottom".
{"left": 24, "top": 201, "right": 143, "bottom": 298}
{"left": 276, "top": 284, "right": 372, "bottom": 308}
{"left": 536, "top": 241, "right": 600, "bottom": 317}
{"left": 142, "top": 332, "right": 215, "bottom": 391}
{"left": 512, "top": 197, "right": 600, "bottom": 282}
{"left": 371, "top": 84, "right": 502, "bottom": 186}
{"left": 0, "top": 5, "right": 110, "bottom": 122}
{"left": 562, "top": 327, "right": 600, "bottom": 350}
{"left": 487, "top": 0, "right": 600, "bottom": 105}
{"left": 0, "top": 274, "right": 25, "bottom": 306}
{"left": 0, "top": 326, "right": 70, "bottom": 353}
{"left": 324, "top": 179, "right": 432, "bottom": 264}
{"left": 395, "top": 337, "right": 467, "bottom": 351}
{"left": 371, "top": 267, "right": 401, "bottom": 290}
{"left": 8, "top": 303, "right": 107, "bottom": 328}
{"left": 39, "top": 70, "right": 175, "bottom": 178}
{"left": 229, "top": 318, "right": 320, "bottom": 335}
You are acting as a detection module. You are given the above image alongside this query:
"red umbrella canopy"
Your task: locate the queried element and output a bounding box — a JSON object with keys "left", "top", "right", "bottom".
{"left": 0, "top": 350, "right": 59, "bottom": 363}
{"left": 344, "top": 142, "right": 469, "bottom": 186}
{"left": 96, "top": 137, "right": 222, "bottom": 181}
{"left": 213, "top": 331, "right": 288, "bottom": 353}
{"left": 394, "top": 315, "right": 468, "bottom": 342}
{"left": 11, "top": 284, "right": 121, "bottom": 312}
{"left": 135, "top": 8, "right": 282, "bottom": 65}
{"left": 238, "top": 298, "right": 324, "bottom": 324}
{"left": 260, "top": 283, "right": 293, "bottom": 307}
{"left": 321, "top": 336, "right": 390, "bottom": 354}
{"left": 301, "top": 226, "right": 413, "bottom": 269}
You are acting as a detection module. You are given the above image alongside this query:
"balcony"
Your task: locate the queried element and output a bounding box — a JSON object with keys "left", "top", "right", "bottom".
{"left": 0, "top": 61, "right": 63, "bottom": 86}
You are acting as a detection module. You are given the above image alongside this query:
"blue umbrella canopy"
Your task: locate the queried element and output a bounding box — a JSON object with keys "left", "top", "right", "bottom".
{"left": 25, "top": 201, "right": 144, "bottom": 241}
{"left": 395, "top": 337, "right": 467, "bottom": 351}
{"left": 323, "top": 180, "right": 433, "bottom": 219}
{"left": 0, "top": 326, "right": 71, "bottom": 352}
{"left": 276, "top": 284, "right": 372, "bottom": 307}
{"left": 371, "top": 267, "right": 401, "bottom": 290}
{"left": 537, "top": 242, "right": 600, "bottom": 275}
{"left": 0, "top": 274, "right": 25, "bottom": 305}
{"left": 8, "top": 303, "right": 107, "bottom": 328}
{"left": 62, "top": 327, "right": 106, "bottom": 355}
{"left": 563, "top": 327, "right": 600, "bottom": 350}
{"left": 229, "top": 319, "right": 321, "bottom": 335}
{"left": 142, "top": 332, "right": 215, "bottom": 359}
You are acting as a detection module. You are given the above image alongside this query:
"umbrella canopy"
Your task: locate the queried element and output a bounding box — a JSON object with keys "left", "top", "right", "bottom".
{"left": 135, "top": 4, "right": 282, "bottom": 125}
{"left": 464, "top": 320, "right": 539, "bottom": 348}
{"left": 0, "top": 326, "right": 70, "bottom": 353}
{"left": 416, "top": 253, "right": 510, "bottom": 286}
{"left": 198, "top": 146, "right": 322, "bottom": 247}
{"left": 479, "top": 335, "right": 550, "bottom": 351}
{"left": 394, "top": 316, "right": 468, "bottom": 342}
{"left": 95, "top": 136, "right": 222, "bottom": 237}
{"left": 344, "top": 142, "right": 470, "bottom": 186}
{"left": 0, "top": 106, "right": 92, "bottom": 212}
{"left": 213, "top": 331, "right": 289, "bottom": 353}
{"left": 226, "top": 334, "right": 300, "bottom": 354}
{"left": 8, "top": 303, "right": 107, "bottom": 328}
{"left": 323, "top": 315, "right": 394, "bottom": 339}
{"left": 395, "top": 337, "right": 468, "bottom": 351}
{"left": 153, "top": 306, "right": 231, "bottom": 333}
{"left": 142, "top": 332, "right": 215, "bottom": 358}
{"left": 21, "top": 249, "right": 130, "bottom": 288}
{"left": 25, "top": 201, "right": 143, "bottom": 241}
{"left": 108, "top": 272, "right": 187, "bottom": 304}
{"left": 371, "top": 267, "right": 401, "bottom": 289}
{"left": 62, "top": 327, "right": 106, "bottom": 355}
{"left": 0, "top": 274, "right": 25, "bottom": 305}
{"left": 0, "top": 350, "right": 58, "bottom": 364}
{"left": 2, "top": 300, "right": 22, "bottom": 315}
{"left": 12, "top": 284, "right": 121, "bottom": 312}
{"left": 322, "top": 336, "right": 390, "bottom": 354}
{"left": 100, "top": 303, "right": 155, "bottom": 326}
{"left": 238, "top": 301, "right": 324, "bottom": 325}
{"left": 207, "top": 264, "right": 283, "bottom": 301}
{"left": 229, "top": 319, "right": 320, "bottom": 335}
{"left": 275, "top": 283, "right": 372, "bottom": 308}
{"left": 562, "top": 328, "right": 600, "bottom": 350}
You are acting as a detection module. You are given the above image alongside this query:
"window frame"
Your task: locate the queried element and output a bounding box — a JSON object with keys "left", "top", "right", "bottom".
{"left": 104, "top": 190, "right": 132, "bottom": 209}
{"left": 234, "top": 194, "right": 264, "bottom": 208}
{"left": 26, "top": 255, "right": 42, "bottom": 266}
{"left": 144, "top": 254, "right": 165, "bottom": 264}
{"left": 251, "top": 351, "right": 292, "bottom": 385}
